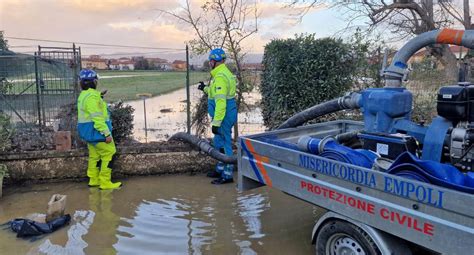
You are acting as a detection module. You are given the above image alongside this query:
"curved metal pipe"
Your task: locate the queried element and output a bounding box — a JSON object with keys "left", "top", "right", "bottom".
{"left": 384, "top": 29, "right": 474, "bottom": 87}
{"left": 170, "top": 132, "right": 237, "bottom": 164}
{"left": 277, "top": 92, "right": 361, "bottom": 129}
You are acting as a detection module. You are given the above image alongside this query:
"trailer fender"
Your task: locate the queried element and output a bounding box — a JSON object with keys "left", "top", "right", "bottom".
{"left": 312, "top": 211, "right": 412, "bottom": 255}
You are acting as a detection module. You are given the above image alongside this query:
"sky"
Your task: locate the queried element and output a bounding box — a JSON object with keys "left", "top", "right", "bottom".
{"left": 0, "top": 0, "right": 359, "bottom": 58}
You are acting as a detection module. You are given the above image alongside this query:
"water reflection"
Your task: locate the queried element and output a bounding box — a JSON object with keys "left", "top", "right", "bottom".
{"left": 0, "top": 175, "right": 319, "bottom": 255}
{"left": 32, "top": 210, "right": 94, "bottom": 255}
{"left": 85, "top": 189, "right": 120, "bottom": 255}
{"left": 115, "top": 198, "right": 214, "bottom": 255}
{"left": 236, "top": 193, "right": 269, "bottom": 239}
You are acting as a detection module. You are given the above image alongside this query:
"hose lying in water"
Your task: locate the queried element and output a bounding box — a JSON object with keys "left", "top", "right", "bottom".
{"left": 277, "top": 92, "right": 361, "bottom": 130}
{"left": 170, "top": 132, "right": 237, "bottom": 164}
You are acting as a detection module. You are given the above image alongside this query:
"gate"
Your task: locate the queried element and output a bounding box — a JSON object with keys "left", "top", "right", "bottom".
{"left": 0, "top": 45, "right": 81, "bottom": 135}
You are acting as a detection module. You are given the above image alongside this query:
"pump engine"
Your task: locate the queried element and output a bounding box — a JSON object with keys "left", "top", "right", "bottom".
{"left": 438, "top": 82, "right": 474, "bottom": 171}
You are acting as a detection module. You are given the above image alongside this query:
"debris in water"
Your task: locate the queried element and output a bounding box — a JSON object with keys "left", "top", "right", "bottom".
{"left": 160, "top": 108, "right": 173, "bottom": 113}
{"left": 46, "top": 194, "right": 67, "bottom": 222}
{"left": 6, "top": 194, "right": 70, "bottom": 238}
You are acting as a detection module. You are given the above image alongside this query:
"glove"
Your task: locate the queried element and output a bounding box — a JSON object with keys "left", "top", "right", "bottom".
{"left": 211, "top": 125, "right": 219, "bottom": 135}
{"left": 198, "top": 81, "right": 206, "bottom": 91}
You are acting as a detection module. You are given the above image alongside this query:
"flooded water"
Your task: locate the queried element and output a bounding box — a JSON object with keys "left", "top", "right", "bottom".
{"left": 0, "top": 175, "right": 323, "bottom": 254}
{"left": 126, "top": 85, "right": 265, "bottom": 142}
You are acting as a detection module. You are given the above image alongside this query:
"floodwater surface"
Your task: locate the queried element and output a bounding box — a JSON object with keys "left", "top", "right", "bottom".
{"left": 0, "top": 175, "right": 323, "bottom": 255}
{"left": 126, "top": 86, "right": 265, "bottom": 142}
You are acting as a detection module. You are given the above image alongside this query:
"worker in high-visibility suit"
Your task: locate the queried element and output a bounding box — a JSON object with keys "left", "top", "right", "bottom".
{"left": 198, "top": 48, "right": 238, "bottom": 184}
{"left": 77, "top": 69, "right": 122, "bottom": 190}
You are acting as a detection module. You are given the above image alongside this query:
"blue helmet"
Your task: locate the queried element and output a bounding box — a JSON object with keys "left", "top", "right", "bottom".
{"left": 209, "top": 48, "right": 226, "bottom": 62}
{"left": 79, "top": 69, "right": 98, "bottom": 81}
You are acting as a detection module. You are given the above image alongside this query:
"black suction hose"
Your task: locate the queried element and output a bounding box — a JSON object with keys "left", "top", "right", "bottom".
{"left": 169, "top": 92, "right": 361, "bottom": 163}
{"left": 170, "top": 132, "right": 237, "bottom": 164}
{"left": 277, "top": 92, "right": 361, "bottom": 129}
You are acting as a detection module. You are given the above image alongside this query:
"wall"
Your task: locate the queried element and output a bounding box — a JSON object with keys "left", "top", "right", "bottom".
{"left": 0, "top": 142, "right": 216, "bottom": 185}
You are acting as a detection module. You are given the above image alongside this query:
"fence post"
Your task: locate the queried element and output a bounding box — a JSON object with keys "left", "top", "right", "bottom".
{"left": 186, "top": 45, "right": 191, "bottom": 134}
{"left": 73, "top": 43, "right": 80, "bottom": 95}
{"left": 34, "top": 53, "right": 43, "bottom": 136}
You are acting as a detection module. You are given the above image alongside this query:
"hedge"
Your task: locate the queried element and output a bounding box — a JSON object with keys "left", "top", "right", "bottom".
{"left": 261, "top": 35, "right": 356, "bottom": 129}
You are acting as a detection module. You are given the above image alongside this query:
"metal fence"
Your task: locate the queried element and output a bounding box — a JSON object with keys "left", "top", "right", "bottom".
{"left": 2, "top": 43, "right": 264, "bottom": 145}
{"left": 0, "top": 45, "right": 80, "bottom": 135}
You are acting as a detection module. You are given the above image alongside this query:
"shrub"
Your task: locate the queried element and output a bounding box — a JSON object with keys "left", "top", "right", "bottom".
{"left": 0, "top": 112, "right": 13, "bottom": 152}
{"left": 261, "top": 35, "right": 355, "bottom": 129}
{"left": 57, "top": 101, "right": 135, "bottom": 146}
{"left": 0, "top": 163, "right": 8, "bottom": 178}
{"left": 109, "top": 102, "right": 134, "bottom": 143}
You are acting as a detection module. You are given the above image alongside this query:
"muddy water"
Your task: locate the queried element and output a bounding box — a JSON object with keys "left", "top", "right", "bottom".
{"left": 0, "top": 175, "right": 323, "bottom": 255}
{"left": 126, "top": 86, "right": 265, "bottom": 142}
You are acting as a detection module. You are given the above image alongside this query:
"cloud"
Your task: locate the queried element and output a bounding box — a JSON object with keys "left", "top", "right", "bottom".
{"left": 0, "top": 0, "right": 335, "bottom": 56}
{"left": 64, "top": 0, "right": 177, "bottom": 12}
{"left": 108, "top": 20, "right": 155, "bottom": 32}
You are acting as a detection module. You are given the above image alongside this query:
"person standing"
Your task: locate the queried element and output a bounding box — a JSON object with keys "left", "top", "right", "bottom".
{"left": 77, "top": 69, "right": 122, "bottom": 190}
{"left": 198, "top": 48, "right": 238, "bottom": 184}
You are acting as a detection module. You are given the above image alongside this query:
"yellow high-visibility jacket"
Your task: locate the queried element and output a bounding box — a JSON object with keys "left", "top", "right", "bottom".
{"left": 204, "top": 64, "right": 236, "bottom": 127}
{"left": 77, "top": 88, "right": 112, "bottom": 143}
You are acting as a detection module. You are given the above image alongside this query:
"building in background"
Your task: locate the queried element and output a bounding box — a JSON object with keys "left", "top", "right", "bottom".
{"left": 148, "top": 57, "right": 172, "bottom": 71}
{"left": 82, "top": 55, "right": 108, "bottom": 70}
{"left": 172, "top": 60, "right": 186, "bottom": 71}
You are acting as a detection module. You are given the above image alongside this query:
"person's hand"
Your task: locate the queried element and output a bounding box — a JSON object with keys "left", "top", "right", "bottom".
{"left": 198, "top": 81, "right": 206, "bottom": 91}
{"left": 211, "top": 126, "right": 219, "bottom": 135}
{"left": 105, "top": 136, "right": 113, "bottom": 143}
{"left": 100, "top": 90, "right": 108, "bottom": 98}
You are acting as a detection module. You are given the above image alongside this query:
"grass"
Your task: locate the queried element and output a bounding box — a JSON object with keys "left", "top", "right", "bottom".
{"left": 97, "top": 70, "right": 208, "bottom": 102}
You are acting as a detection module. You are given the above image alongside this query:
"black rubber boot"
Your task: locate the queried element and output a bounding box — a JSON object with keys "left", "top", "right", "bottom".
{"left": 211, "top": 178, "right": 234, "bottom": 185}
{"left": 206, "top": 171, "right": 221, "bottom": 178}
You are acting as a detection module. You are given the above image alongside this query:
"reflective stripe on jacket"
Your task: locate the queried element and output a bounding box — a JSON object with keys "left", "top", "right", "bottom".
{"left": 203, "top": 64, "right": 236, "bottom": 127}
{"left": 77, "top": 88, "right": 112, "bottom": 143}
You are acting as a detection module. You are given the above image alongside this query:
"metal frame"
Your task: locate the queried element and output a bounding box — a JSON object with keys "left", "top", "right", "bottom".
{"left": 0, "top": 45, "right": 80, "bottom": 134}
{"left": 238, "top": 120, "right": 474, "bottom": 254}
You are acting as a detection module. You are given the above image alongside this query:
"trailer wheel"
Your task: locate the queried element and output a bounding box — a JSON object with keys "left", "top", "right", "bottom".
{"left": 315, "top": 220, "right": 380, "bottom": 255}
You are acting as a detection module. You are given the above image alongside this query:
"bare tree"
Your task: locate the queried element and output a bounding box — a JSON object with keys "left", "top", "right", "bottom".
{"left": 288, "top": 0, "right": 474, "bottom": 81}
{"left": 439, "top": 0, "right": 472, "bottom": 29}
{"left": 159, "top": 0, "right": 259, "bottom": 139}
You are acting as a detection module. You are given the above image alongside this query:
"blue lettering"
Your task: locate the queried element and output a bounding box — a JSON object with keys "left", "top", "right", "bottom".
{"left": 406, "top": 182, "right": 416, "bottom": 197}
{"left": 299, "top": 155, "right": 307, "bottom": 168}
{"left": 298, "top": 154, "right": 445, "bottom": 208}
{"left": 415, "top": 185, "right": 427, "bottom": 201}
{"left": 393, "top": 179, "right": 405, "bottom": 197}
{"left": 322, "top": 160, "right": 329, "bottom": 174}
{"left": 348, "top": 167, "right": 356, "bottom": 183}
{"left": 309, "top": 157, "right": 315, "bottom": 170}
{"left": 356, "top": 169, "right": 364, "bottom": 184}
{"left": 368, "top": 174, "right": 376, "bottom": 188}
{"left": 340, "top": 165, "right": 348, "bottom": 179}
{"left": 437, "top": 190, "right": 444, "bottom": 208}
{"left": 384, "top": 176, "right": 392, "bottom": 192}
{"left": 327, "top": 162, "right": 334, "bottom": 175}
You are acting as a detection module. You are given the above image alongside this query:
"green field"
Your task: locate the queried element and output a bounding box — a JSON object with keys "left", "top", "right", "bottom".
{"left": 97, "top": 70, "right": 208, "bottom": 102}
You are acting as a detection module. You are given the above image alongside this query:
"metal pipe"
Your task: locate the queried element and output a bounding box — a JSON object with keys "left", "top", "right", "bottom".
{"left": 384, "top": 29, "right": 474, "bottom": 87}
{"left": 185, "top": 45, "right": 191, "bottom": 134}
{"left": 170, "top": 132, "right": 237, "bottom": 164}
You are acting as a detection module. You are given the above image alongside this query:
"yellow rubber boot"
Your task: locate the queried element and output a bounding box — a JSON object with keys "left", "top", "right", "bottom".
{"left": 87, "top": 166, "right": 100, "bottom": 187}
{"left": 99, "top": 168, "right": 122, "bottom": 190}
{"left": 87, "top": 144, "right": 100, "bottom": 187}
